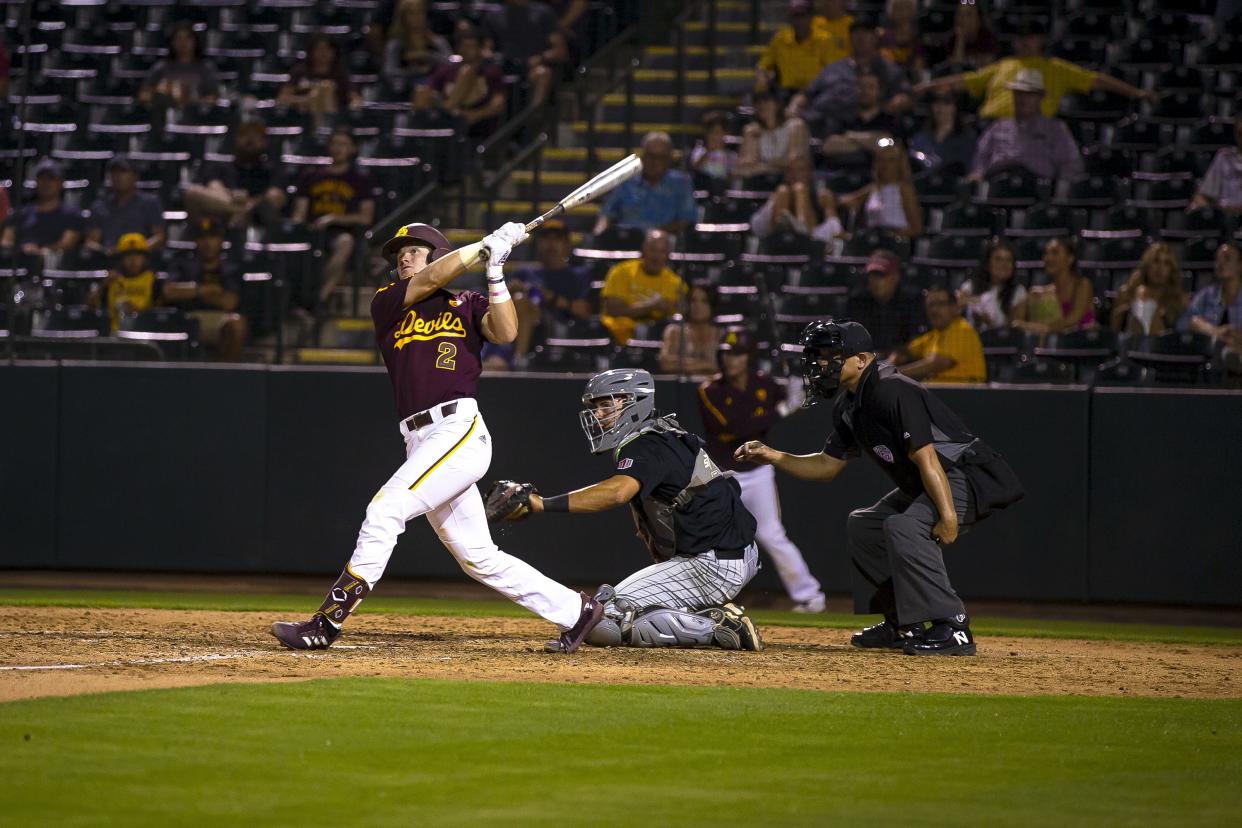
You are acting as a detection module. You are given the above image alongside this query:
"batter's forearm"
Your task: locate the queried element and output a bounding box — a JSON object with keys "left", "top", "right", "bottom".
{"left": 403, "top": 242, "right": 485, "bottom": 305}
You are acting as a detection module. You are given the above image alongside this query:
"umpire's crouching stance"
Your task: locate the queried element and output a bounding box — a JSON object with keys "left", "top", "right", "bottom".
{"left": 736, "top": 320, "right": 1023, "bottom": 655}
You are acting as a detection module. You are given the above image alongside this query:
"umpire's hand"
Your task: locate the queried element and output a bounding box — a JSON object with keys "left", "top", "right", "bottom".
{"left": 735, "top": 441, "right": 779, "bottom": 465}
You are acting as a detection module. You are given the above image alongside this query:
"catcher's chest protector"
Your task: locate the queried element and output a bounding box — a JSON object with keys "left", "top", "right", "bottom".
{"left": 629, "top": 431, "right": 732, "bottom": 562}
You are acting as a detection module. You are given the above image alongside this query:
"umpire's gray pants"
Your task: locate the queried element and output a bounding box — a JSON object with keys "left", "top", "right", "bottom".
{"left": 846, "top": 469, "right": 976, "bottom": 625}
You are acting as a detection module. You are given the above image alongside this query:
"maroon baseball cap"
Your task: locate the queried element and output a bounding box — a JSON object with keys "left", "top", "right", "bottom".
{"left": 864, "top": 250, "right": 900, "bottom": 277}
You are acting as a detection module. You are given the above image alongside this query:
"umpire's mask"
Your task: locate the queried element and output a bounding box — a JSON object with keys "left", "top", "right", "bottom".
{"left": 579, "top": 368, "right": 656, "bottom": 454}
{"left": 798, "top": 319, "right": 873, "bottom": 402}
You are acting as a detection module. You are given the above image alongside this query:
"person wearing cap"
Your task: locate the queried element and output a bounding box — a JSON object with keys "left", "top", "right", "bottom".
{"left": 915, "top": 18, "right": 1154, "bottom": 121}
{"left": 507, "top": 218, "right": 591, "bottom": 352}
{"left": 85, "top": 156, "right": 166, "bottom": 254}
{"left": 846, "top": 249, "right": 925, "bottom": 352}
{"left": 754, "top": 0, "right": 840, "bottom": 98}
{"left": 183, "top": 121, "right": 288, "bottom": 230}
{"left": 163, "top": 219, "right": 247, "bottom": 361}
{"left": 698, "top": 327, "right": 826, "bottom": 612}
{"left": 89, "top": 233, "right": 162, "bottom": 332}
{"left": 969, "top": 69, "right": 1084, "bottom": 182}
{"left": 890, "top": 284, "right": 986, "bottom": 383}
{"left": 1, "top": 159, "right": 85, "bottom": 257}
{"left": 786, "top": 20, "right": 912, "bottom": 141}
{"left": 735, "top": 319, "right": 1023, "bottom": 655}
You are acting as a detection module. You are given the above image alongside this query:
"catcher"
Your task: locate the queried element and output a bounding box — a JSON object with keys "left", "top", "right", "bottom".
{"left": 485, "top": 368, "right": 764, "bottom": 651}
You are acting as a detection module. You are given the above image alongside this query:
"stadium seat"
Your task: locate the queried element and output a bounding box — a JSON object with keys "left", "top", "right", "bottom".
{"left": 935, "top": 202, "right": 997, "bottom": 237}
{"left": 974, "top": 170, "right": 1045, "bottom": 207}
{"left": 1130, "top": 177, "right": 1196, "bottom": 209}
{"left": 1179, "top": 236, "right": 1226, "bottom": 269}
{"left": 1161, "top": 207, "right": 1232, "bottom": 240}
{"left": 1186, "top": 120, "right": 1237, "bottom": 152}
{"left": 1113, "top": 38, "right": 1180, "bottom": 72}
{"left": 913, "top": 170, "right": 961, "bottom": 207}
{"left": 1008, "top": 203, "right": 1075, "bottom": 237}
{"left": 1107, "top": 117, "right": 1165, "bottom": 151}
{"left": 1125, "top": 331, "right": 1215, "bottom": 384}
{"left": 915, "top": 235, "right": 988, "bottom": 268}
{"left": 1094, "top": 357, "right": 1152, "bottom": 386}
{"left": 1033, "top": 329, "right": 1120, "bottom": 383}
{"left": 1154, "top": 66, "right": 1206, "bottom": 94}
{"left": 1011, "top": 356, "right": 1076, "bottom": 385}
{"left": 1054, "top": 176, "right": 1123, "bottom": 209}
{"left": 30, "top": 305, "right": 109, "bottom": 338}
{"left": 1080, "top": 235, "right": 1146, "bottom": 271}
{"left": 1081, "top": 145, "right": 1134, "bottom": 179}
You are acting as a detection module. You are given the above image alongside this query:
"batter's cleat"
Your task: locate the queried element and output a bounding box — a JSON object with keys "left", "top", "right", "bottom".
{"left": 544, "top": 591, "right": 606, "bottom": 654}
{"left": 850, "top": 618, "right": 925, "bottom": 650}
{"left": 270, "top": 614, "right": 340, "bottom": 650}
{"left": 791, "top": 593, "right": 827, "bottom": 613}
{"left": 903, "top": 614, "right": 976, "bottom": 656}
{"left": 721, "top": 603, "right": 764, "bottom": 651}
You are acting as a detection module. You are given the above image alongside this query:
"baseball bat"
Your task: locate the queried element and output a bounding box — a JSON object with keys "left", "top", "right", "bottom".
{"left": 475, "top": 153, "right": 642, "bottom": 263}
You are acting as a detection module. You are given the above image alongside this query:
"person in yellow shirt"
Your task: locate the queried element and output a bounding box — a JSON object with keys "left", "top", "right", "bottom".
{"left": 600, "top": 229, "right": 686, "bottom": 345}
{"left": 891, "top": 285, "right": 986, "bottom": 383}
{"left": 755, "top": 0, "right": 842, "bottom": 97}
{"left": 812, "top": 0, "right": 852, "bottom": 62}
{"left": 915, "top": 19, "right": 1153, "bottom": 120}
{"left": 90, "top": 232, "right": 161, "bottom": 332}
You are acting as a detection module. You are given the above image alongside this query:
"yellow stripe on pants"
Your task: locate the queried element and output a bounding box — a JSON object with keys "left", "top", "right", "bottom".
{"left": 408, "top": 416, "right": 479, "bottom": 492}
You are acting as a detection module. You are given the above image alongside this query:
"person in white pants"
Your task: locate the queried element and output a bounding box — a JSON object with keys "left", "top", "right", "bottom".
{"left": 270, "top": 221, "right": 605, "bottom": 652}
{"left": 697, "top": 327, "right": 826, "bottom": 612}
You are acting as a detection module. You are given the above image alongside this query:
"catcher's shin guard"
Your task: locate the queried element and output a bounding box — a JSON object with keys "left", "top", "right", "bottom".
{"left": 315, "top": 567, "right": 371, "bottom": 628}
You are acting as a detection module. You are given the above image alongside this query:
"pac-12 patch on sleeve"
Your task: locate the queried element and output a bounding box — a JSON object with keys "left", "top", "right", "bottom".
{"left": 617, "top": 458, "right": 634, "bottom": 470}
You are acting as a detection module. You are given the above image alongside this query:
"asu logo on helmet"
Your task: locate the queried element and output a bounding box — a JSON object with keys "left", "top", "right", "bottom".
{"left": 382, "top": 223, "right": 450, "bottom": 261}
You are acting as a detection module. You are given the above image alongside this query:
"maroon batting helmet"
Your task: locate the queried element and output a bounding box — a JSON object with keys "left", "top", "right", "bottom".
{"left": 382, "top": 222, "right": 450, "bottom": 261}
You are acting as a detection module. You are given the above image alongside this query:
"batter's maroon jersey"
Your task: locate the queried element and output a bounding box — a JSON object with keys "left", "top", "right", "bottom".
{"left": 371, "top": 280, "right": 490, "bottom": 419}
{"left": 697, "top": 372, "right": 785, "bottom": 472}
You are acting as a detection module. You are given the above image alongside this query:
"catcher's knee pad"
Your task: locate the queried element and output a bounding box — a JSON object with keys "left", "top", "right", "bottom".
{"left": 626, "top": 608, "right": 719, "bottom": 648}
{"left": 585, "top": 617, "right": 623, "bottom": 647}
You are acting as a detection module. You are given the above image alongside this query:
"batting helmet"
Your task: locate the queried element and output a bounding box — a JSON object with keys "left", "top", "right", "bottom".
{"left": 381, "top": 222, "right": 450, "bottom": 261}
{"left": 798, "top": 319, "right": 873, "bottom": 401}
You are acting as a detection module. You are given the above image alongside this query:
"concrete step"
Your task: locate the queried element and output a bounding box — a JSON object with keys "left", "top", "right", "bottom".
{"left": 541, "top": 145, "right": 629, "bottom": 172}
{"left": 569, "top": 120, "right": 700, "bottom": 149}
{"left": 599, "top": 93, "right": 745, "bottom": 125}
{"left": 679, "top": 20, "right": 779, "bottom": 45}
{"left": 631, "top": 67, "right": 754, "bottom": 97}
{"left": 642, "top": 44, "right": 765, "bottom": 71}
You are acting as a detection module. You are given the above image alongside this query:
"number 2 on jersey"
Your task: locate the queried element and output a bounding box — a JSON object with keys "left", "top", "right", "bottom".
{"left": 435, "top": 341, "right": 457, "bottom": 371}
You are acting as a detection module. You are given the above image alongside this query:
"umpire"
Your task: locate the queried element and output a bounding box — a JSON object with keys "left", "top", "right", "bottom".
{"left": 735, "top": 320, "right": 1023, "bottom": 655}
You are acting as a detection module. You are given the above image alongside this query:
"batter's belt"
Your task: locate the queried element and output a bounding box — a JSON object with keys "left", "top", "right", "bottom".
{"left": 404, "top": 400, "right": 459, "bottom": 431}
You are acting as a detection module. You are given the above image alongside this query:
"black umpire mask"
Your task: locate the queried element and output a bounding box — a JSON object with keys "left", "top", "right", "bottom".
{"left": 798, "top": 319, "right": 874, "bottom": 403}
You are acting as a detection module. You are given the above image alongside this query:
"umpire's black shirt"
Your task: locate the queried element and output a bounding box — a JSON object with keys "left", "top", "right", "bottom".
{"left": 823, "top": 360, "right": 976, "bottom": 497}
{"left": 617, "top": 430, "right": 757, "bottom": 556}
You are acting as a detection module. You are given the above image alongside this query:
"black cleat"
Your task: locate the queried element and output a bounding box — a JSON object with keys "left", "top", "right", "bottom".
{"left": 270, "top": 614, "right": 340, "bottom": 650}
{"left": 903, "top": 614, "right": 976, "bottom": 656}
{"left": 851, "top": 618, "right": 924, "bottom": 650}
{"left": 544, "top": 591, "right": 606, "bottom": 654}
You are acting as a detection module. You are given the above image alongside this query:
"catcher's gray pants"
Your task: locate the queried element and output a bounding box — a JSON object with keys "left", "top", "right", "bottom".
{"left": 610, "top": 543, "right": 761, "bottom": 614}
{"left": 846, "top": 469, "right": 976, "bottom": 626}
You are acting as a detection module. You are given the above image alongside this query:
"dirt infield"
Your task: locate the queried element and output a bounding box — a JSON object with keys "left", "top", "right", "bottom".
{"left": 3, "top": 606, "right": 1240, "bottom": 703}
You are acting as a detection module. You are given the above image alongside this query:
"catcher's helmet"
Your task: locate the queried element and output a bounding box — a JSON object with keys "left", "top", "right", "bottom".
{"left": 798, "top": 319, "right": 873, "bottom": 401}
{"left": 382, "top": 222, "right": 450, "bottom": 261}
{"left": 579, "top": 368, "right": 656, "bottom": 454}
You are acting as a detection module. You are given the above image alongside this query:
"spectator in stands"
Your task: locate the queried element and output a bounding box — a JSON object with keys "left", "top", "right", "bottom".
{"left": 840, "top": 138, "right": 923, "bottom": 237}
{"left": 737, "top": 92, "right": 811, "bottom": 179}
{"left": 878, "top": 0, "right": 925, "bottom": 78}
{"left": 937, "top": 0, "right": 998, "bottom": 71}
{"left": 1110, "top": 241, "right": 1187, "bottom": 336}
{"left": 754, "top": 0, "right": 836, "bottom": 98}
{"left": 483, "top": 0, "right": 562, "bottom": 106}
{"left": 1013, "top": 237, "right": 1096, "bottom": 334}
{"left": 290, "top": 127, "right": 377, "bottom": 315}
{"left": 786, "top": 20, "right": 912, "bottom": 141}
{"left": 659, "top": 281, "right": 722, "bottom": 376}
{"left": 416, "top": 25, "right": 507, "bottom": 139}
{"left": 691, "top": 111, "right": 738, "bottom": 182}
{"left": 1180, "top": 241, "right": 1242, "bottom": 358}
{"left": 820, "top": 70, "right": 904, "bottom": 164}
{"left": 0, "top": 37, "right": 11, "bottom": 101}
{"left": 513, "top": 219, "right": 592, "bottom": 325}
{"left": 890, "top": 285, "right": 986, "bottom": 383}
{"left": 139, "top": 21, "right": 220, "bottom": 110}
{"left": 89, "top": 233, "right": 161, "bottom": 332}
{"left": 383, "top": 0, "right": 451, "bottom": 84}
{"left": 1190, "top": 120, "right": 1242, "bottom": 214}
{"left": 846, "top": 248, "right": 925, "bottom": 351}
{"left": 163, "top": 218, "right": 247, "bottom": 362}
{"left": 85, "top": 156, "right": 166, "bottom": 254}
{"left": 960, "top": 237, "right": 1025, "bottom": 332}
{"left": 910, "top": 93, "right": 977, "bottom": 174}
{"left": 0, "top": 159, "right": 84, "bottom": 258}
{"left": 184, "top": 121, "right": 288, "bottom": 230}
{"left": 594, "top": 132, "right": 698, "bottom": 236}
{"left": 970, "top": 70, "right": 1083, "bottom": 182}
{"left": 811, "top": 0, "right": 853, "bottom": 63}
{"left": 599, "top": 229, "right": 686, "bottom": 345}
{"left": 916, "top": 18, "right": 1154, "bottom": 120}
{"left": 749, "top": 153, "right": 843, "bottom": 241}
{"left": 0, "top": 185, "right": 9, "bottom": 229}
{"left": 279, "top": 35, "right": 362, "bottom": 120}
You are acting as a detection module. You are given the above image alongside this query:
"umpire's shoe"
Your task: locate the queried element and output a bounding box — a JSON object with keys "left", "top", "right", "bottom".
{"left": 270, "top": 614, "right": 340, "bottom": 650}
{"left": 903, "top": 614, "right": 976, "bottom": 656}
{"left": 850, "top": 617, "right": 924, "bottom": 650}
{"left": 544, "top": 591, "right": 606, "bottom": 654}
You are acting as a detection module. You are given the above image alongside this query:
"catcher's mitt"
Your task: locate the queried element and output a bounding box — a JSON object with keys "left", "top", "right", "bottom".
{"left": 483, "top": 480, "right": 538, "bottom": 523}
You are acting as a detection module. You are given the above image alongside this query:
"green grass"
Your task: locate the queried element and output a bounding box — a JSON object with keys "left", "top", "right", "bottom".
{"left": 1, "top": 680, "right": 1239, "bottom": 826}
{"left": 3, "top": 588, "right": 1240, "bottom": 646}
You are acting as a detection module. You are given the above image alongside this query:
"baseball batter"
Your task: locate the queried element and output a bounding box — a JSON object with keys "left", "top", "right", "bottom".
{"left": 486, "top": 368, "right": 764, "bottom": 650}
{"left": 697, "top": 327, "right": 827, "bottom": 612}
{"left": 271, "top": 222, "right": 605, "bottom": 653}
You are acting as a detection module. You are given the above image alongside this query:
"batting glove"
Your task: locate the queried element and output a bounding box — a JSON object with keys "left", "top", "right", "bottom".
{"left": 493, "top": 221, "right": 528, "bottom": 247}
{"left": 481, "top": 233, "right": 513, "bottom": 266}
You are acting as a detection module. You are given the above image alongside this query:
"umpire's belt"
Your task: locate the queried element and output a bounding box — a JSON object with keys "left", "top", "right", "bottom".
{"left": 404, "top": 401, "right": 459, "bottom": 431}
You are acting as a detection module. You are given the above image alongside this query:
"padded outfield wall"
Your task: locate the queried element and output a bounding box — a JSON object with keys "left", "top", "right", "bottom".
{"left": 1, "top": 362, "right": 1238, "bottom": 606}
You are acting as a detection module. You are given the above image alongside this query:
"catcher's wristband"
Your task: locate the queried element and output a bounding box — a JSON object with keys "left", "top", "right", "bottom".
{"left": 542, "top": 493, "right": 569, "bottom": 512}
{"left": 486, "top": 265, "right": 511, "bottom": 303}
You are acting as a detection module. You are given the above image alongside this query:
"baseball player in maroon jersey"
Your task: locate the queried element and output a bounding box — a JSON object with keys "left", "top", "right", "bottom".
{"left": 697, "top": 327, "right": 826, "bottom": 611}
{"left": 271, "top": 221, "right": 604, "bottom": 652}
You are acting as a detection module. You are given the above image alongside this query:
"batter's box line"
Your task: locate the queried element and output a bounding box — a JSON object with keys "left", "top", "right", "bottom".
{"left": 0, "top": 649, "right": 273, "bottom": 671}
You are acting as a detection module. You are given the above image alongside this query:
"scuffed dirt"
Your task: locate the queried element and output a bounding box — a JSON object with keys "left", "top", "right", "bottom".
{"left": 2, "top": 607, "right": 1239, "bottom": 702}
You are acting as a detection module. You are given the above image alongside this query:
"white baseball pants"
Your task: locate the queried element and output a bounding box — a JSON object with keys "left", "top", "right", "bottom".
{"left": 734, "top": 464, "right": 824, "bottom": 604}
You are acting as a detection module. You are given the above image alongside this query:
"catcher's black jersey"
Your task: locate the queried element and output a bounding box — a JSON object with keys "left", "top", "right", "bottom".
{"left": 616, "top": 430, "right": 757, "bottom": 556}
